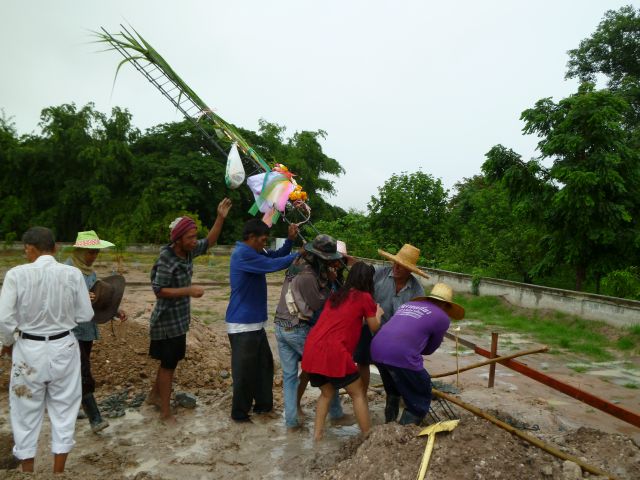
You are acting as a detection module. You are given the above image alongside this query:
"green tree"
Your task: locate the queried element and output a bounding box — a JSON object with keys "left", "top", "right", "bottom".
{"left": 566, "top": 5, "right": 640, "bottom": 89}
{"left": 368, "top": 171, "right": 448, "bottom": 258}
{"left": 438, "top": 175, "right": 543, "bottom": 282}
{"left": 313, "top": 210, "right": 379, "bottom": 259}
{"left": 566, "top": 5, "right": 640, "bottom": 138}
{"left": 483, "top": 83, "right": 640, "bottom": 290}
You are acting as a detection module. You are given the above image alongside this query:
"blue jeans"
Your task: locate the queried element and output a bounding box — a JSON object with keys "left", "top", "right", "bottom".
{"left": 275, "top": 323, "right": 343, "bottom": 427}
{"left": 376, "top": 363, "right": 432, "bottom": 418}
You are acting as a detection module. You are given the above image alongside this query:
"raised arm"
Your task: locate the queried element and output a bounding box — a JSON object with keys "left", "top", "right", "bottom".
{"left": 206, "top": 198, "right": 232, "bottom": 247}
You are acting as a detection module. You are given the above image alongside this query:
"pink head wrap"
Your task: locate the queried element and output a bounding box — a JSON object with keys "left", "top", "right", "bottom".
{"left": 170, "top": 216, "right": 197, "bottom": 242}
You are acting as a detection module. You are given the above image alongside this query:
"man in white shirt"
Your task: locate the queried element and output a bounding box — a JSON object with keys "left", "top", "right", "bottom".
{"left": 0, "top": 227, "right": 94, "bottom": 474}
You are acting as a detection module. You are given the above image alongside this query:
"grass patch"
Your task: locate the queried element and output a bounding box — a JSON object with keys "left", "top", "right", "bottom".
{"left": 456, "top": 294, "right": 616, "bottom": 361}
{"left": 623, "top": 383, "right": 639, "bottom": 389}
{"left": 615, "top": 324, "right": 640, "bottom": 352}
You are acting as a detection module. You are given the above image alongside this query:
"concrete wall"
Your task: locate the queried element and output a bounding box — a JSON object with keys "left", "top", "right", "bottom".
{"left": 363, "top": 258, "right": 640, "bottom": 329}
{"left": 3, "top": 243, "right": 637, "bottom": 328}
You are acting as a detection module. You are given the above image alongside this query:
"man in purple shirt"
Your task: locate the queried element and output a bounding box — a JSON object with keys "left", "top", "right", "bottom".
{"left": 370, "top": 283, "right": 464, "bottom": 425}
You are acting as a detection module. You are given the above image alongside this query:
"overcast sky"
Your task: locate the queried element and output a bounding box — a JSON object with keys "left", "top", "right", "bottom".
{"left": 1, "top": 1, "right": 636, "bottom": 211}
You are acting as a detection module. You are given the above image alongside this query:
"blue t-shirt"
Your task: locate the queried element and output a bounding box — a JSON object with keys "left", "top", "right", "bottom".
{"left": 225, "top": 240, "right": 298, "bottom": 324}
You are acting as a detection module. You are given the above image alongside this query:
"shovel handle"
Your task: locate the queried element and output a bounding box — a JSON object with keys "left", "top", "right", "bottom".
{"left": 416, "top": 435, "right": 435, "bottom": 480}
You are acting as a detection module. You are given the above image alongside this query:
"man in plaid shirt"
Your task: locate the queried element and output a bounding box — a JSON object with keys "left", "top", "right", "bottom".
{"left": 147, "top": 198, "right": 232, "bottom": 423}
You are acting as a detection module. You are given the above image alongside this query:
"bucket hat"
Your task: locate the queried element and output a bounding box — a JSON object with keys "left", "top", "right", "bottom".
{"left": 73, "top": 231, "right": 115, "bottom": 249}
{"left": 304, "top": 234, "right": 343, "bottom": 261}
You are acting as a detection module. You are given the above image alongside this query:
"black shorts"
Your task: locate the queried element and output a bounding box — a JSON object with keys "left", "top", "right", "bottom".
{"left": 149, "top": 334, "right": 186, "bottom": 369}
{"left": 353, "top": 324, "right": 373, "bottom": 365}
{"left": 308, "top": 371, "right": 360, "bottom": 390}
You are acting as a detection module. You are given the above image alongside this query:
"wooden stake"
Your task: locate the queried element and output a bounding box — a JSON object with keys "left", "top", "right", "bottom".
{"left": 488, "top": 332, "right": 499, "bottom": 388}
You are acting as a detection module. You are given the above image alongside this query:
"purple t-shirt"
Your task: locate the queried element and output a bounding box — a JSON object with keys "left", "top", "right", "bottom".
{"left": 371, "top": 300, "right": 451, "bottom": 371}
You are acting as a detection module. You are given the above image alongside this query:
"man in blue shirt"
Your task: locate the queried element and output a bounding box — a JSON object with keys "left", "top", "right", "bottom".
{"left": 226, "top": 219, "right": 299, "bottom": 422}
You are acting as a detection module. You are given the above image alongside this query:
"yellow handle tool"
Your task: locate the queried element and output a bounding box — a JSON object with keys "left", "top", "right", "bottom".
{"left": 416, "top": 419, "right": 459, "bottom": 480}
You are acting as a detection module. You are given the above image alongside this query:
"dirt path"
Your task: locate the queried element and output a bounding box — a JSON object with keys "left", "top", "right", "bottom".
{"left": 0, "top": 260, "right": 639, "bottom": 479}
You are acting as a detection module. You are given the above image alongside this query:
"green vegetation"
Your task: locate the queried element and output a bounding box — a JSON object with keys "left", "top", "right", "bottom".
{"left": 2, "top": 6, "right": 640, "bottom": 300}
{"left": 312, "top": 8, "right": 640, "bottom": 298}
{"left": 456, "top": 295, "right": 640, "bottom": 361}
{"left": 0, "top": 104, "right": 345, "bottom": 246}
{"left": 569, "top": 365, "right": 589, "bottom": 374}
{"left": 616, "top": 324, "right": 640, "bottom": 351}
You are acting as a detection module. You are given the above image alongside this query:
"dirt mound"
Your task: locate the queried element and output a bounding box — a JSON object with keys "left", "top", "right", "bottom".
{"left": 90, "top": 318, "right": 234, "bottom": 399}
{"left": 320, "top": 413, "right": 640, "bottom": 480}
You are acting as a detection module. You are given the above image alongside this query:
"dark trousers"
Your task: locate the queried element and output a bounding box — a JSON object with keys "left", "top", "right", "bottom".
{"left": 78, "top": 340, "right": 96, "bottom": 396}
{"left": 376, "top": 363, "right": 432, "bottom": 417}
{"left": 228, "top": 328, "right": 274, "bottom": 420}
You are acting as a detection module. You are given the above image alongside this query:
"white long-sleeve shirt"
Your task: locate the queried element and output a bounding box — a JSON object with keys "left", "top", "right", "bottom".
{"left": 0, "top": 255, "right": 93, "bottom": 346}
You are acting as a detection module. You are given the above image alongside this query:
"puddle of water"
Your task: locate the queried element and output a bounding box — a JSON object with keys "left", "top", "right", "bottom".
{"left": 566, "top": 360, "right": 640, "bottom": 385}
{"left": 125, "top": 458, "right": 159, "bottom": 476}
{"left": 327, "top": 424, "right": 360, "bottom": 438}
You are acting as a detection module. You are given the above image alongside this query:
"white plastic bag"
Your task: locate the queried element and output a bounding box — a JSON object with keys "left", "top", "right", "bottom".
{"left": 225, "top": 142, "right": 245, "bottom": 189}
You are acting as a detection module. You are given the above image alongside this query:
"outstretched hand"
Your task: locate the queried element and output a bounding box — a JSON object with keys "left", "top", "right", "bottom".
{"left": 217, "top": 198, "right": 232, "bottom": 219}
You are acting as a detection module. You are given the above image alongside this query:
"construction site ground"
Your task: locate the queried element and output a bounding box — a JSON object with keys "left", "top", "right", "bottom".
{"left": 0, "top": 253, "right": 638, "bottom": 479}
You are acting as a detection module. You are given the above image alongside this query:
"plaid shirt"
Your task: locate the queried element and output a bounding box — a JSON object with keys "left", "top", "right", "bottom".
{"left": 149, "top": 238, "right": 208, "bottom": 340}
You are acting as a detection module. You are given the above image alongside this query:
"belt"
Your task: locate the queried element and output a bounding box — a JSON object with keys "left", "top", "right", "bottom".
{"left": 277, "top": 322, "right": 310, "bottom": 332}
{"left": 19, "top": 331, "right": 70, "bottom": 341}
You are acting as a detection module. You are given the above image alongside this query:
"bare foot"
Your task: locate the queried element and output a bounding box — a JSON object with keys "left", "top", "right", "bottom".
{"left": 330, "top": 413, "right": 356, "bottom": 426}
{"left": 297, "top": 406, "right": 308, "bottom": 420}
{"left": 161, "top": 414, "right": 177, "bottom": 426}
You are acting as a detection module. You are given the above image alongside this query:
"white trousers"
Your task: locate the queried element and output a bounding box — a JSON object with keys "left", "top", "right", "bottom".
{"left": 9, "top": 333, "right": 81, "bottom": 459}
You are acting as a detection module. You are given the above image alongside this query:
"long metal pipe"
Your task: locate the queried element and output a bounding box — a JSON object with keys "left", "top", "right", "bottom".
{"left": 444, "top": 332, "right": 640, "bottom": 429}
{"left": 432, "top": 388, "right": 618, "bottom": 480}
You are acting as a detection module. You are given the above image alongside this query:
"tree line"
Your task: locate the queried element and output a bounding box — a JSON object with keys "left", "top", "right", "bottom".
{"left": 317, "top": 6, "right": 640, "bottom": 299}
{"left": 1, "top": 6, "right": 639, "bottom": 299}
{"left": 0, "top": 105, "right": 346, "bottom": 247}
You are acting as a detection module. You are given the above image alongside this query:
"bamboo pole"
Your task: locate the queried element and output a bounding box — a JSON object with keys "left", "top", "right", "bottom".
{"left": 431, "top": 388, "right": 618, "bottom": 480}
{"left": 431, "top": 346, "right": 548, "bottom": 379}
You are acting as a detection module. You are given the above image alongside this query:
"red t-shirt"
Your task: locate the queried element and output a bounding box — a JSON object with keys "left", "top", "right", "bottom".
{"left": 301, "top": 289, "right": 377, "bottom": 377}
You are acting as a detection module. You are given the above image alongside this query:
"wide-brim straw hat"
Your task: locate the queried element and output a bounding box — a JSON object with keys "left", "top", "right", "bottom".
{"left": 91, "top": 275, "right": 126, "bottom": 324}
{"left": 378, "top": 244, "right": 429, "bottom": 279}
{"left": 73, "top": 230, "right": 115, "bottom": 249}
{"left": 412, "top": 283, "right": 465, "bottom": 320}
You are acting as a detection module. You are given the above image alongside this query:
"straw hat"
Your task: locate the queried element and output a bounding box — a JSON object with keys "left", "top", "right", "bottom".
{"left": 73, "top": 230, "right": 115, "bottom": 249}
{"left": 91, "top": 275, "right": 126, "bottom": 324}
{"left": 412, "top": 283, "right": 465, "bottom": 320}
{"left": 377, "top": 244, "right": 429, "bottom": 279}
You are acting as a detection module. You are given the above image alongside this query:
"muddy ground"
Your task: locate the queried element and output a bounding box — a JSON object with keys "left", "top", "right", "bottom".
{"left": 0, "top": 255, "right": 639, "bottom": 479}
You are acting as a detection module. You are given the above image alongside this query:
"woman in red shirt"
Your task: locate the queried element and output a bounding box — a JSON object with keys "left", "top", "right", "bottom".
{"left": 302, "top": 262, "right": 383, "bottom": 440}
